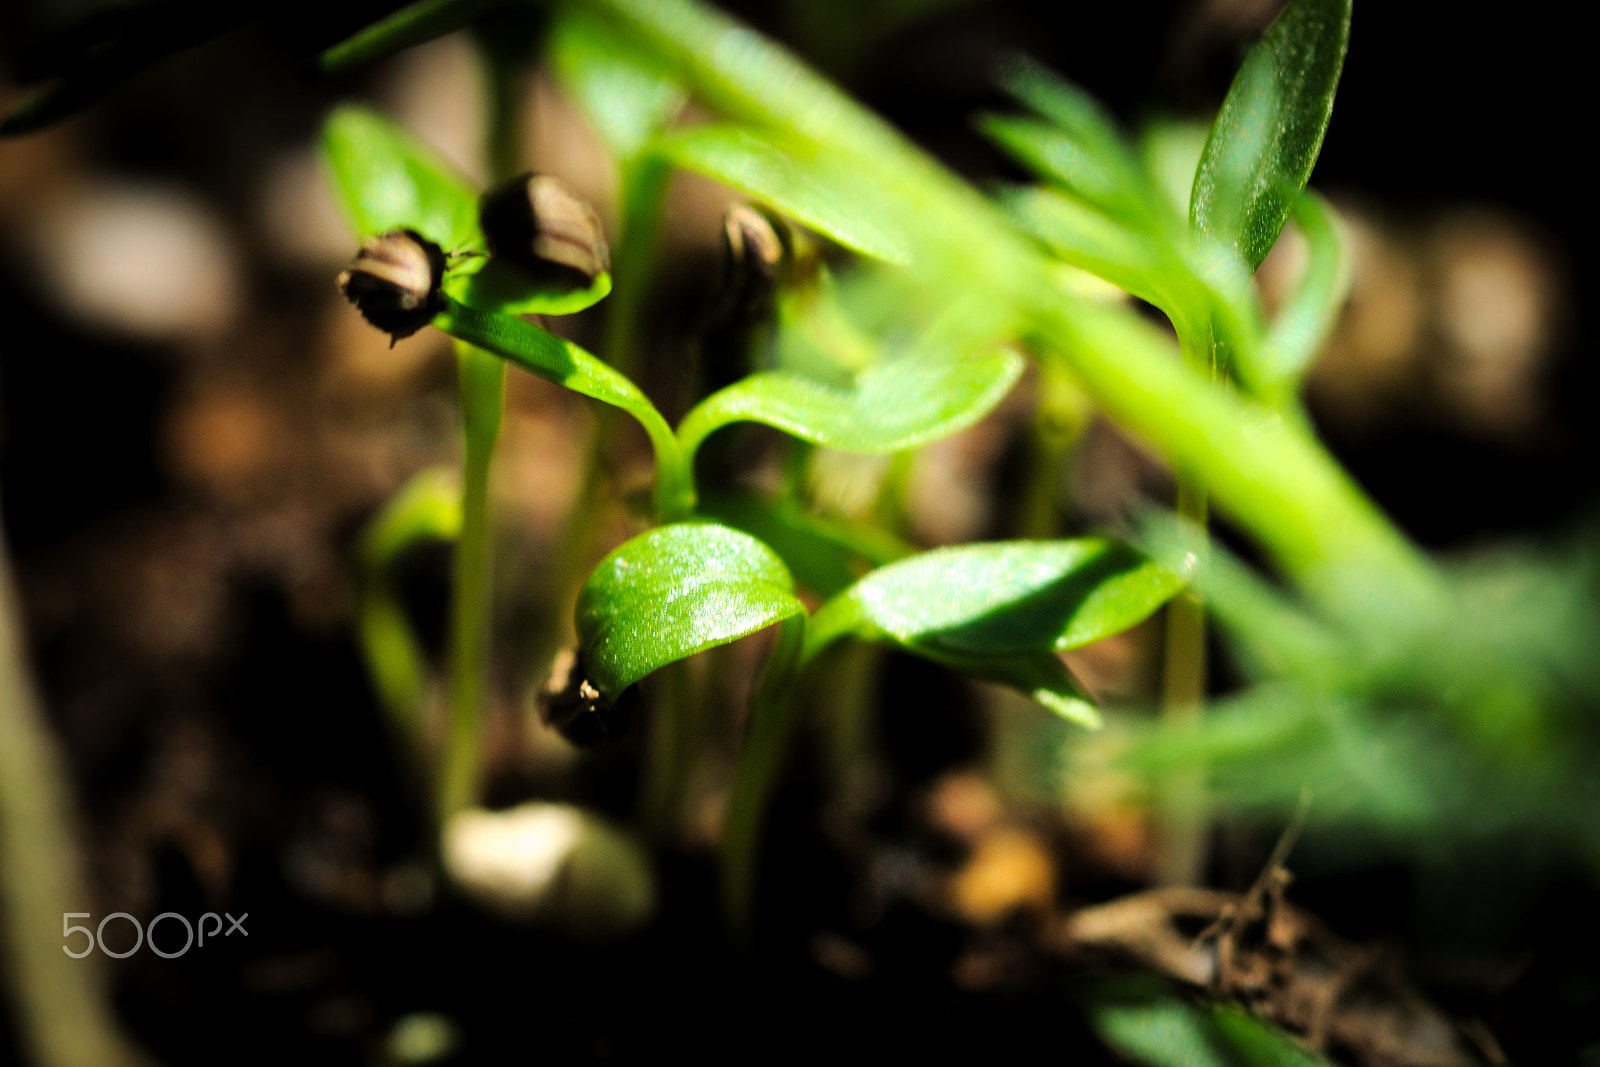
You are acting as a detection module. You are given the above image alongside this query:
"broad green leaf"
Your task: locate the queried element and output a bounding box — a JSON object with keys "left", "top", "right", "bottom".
{"left": 1189, "top": 0, "right": 1352, "bottom": 270}
{"left": 434, "top": 297, "right": 691, "bottom": 518}
{"left": 806, "top": 538, "right": 1186, "bottom": 725}
{"left": 575, "top": 523, "right": 807, "bottom": 697}
{"left": 548, "top": 10, "right": 687, "bottom": 161}
{"left": 650, "top": 125, "right": 912, "bottom": 264}
{"left": 1258, "top": 191, "right": 1350, "bottom": 393}
{"left": 321, "top": 106, "right": 480, "bottom": 251}
{"left": 677, "top": 347, "right": 1024, "bottom": 462}
{"left": 700, "top": 493, "right": 912, "bottom": 598}
{"left": 320, "top": 0, "right": 502, "bottom": 75}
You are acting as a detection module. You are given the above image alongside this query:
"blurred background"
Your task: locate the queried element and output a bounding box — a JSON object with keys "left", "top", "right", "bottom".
{"left": 1, "top": 1, "right": 1596, "bottom": 1064}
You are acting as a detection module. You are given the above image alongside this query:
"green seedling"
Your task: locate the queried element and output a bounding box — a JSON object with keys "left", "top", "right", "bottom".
{"left": 14, "top": 0, "right": 1595, "bottom": 1060}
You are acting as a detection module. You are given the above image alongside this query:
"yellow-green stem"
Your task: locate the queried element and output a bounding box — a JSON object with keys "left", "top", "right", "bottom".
{"left": 1, "top": 534, "right": 152, "bottom": 1067}
{"left": 438, "top": 343, "right": 505, "bottom": 823}
{"left": 1157, "top": 471, "right": 1209, "bottom": 885}
{"left": 1156, "top": 321, "right": 1215, "bottom": 886}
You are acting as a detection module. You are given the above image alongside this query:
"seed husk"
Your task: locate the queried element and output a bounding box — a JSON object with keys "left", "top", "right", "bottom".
{"left": 479, "top": 173, "right": 610, "bottom": 290}
{"left": 337, "top": 229, "right": 447, "bottom": 344}
{"left": 540, "top": 648, "right": 638, "bottom": 749}
{"left": 712, "top": 202, "right": 791, "bottom": 329}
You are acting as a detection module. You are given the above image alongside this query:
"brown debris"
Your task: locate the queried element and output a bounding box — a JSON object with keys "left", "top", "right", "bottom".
{"left": 1057, "top": 869, "right": 1489, "bottom": 1067}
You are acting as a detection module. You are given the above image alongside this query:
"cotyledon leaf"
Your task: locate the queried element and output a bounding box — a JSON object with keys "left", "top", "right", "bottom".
{"left": 322, "top": 107, "right": 614, "bottom": 318}
{"left": 443, "top": 257, "right": 613, "bottom": 318}
{"left": 1189, "top": 0, "right": 1352, "bottom": 271}
{"left": 576, "top": 523, "right": 808, "bottom": 697}
{"left": 700, "top": 493, "right": 913, "bottom": 599}
{"left": 649, "top": 124, "right": 912, "bottom": 264}
{"left": 805, "top": 539, "right": 1188, "bottom": 725}
{"left": 321, "top": 106, "right": 481, "bottom": 251}
{"left": 676, "top": 347, "right": 1024, "bottom": 462}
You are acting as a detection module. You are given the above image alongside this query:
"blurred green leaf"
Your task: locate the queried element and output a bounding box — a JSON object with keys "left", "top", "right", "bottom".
{"left": 806, "top": 538, "right": 1186, "bottom": 724}
{"left": 998, "top": 57, "right": 1137, "bottom": 173}
{"left": 1257, "top": 192, "right": 1350, "bottom": 394}
{"left": 576, "top": 523, "right": 807, "bottom": 697}
{"left": 651, "top": 125, "right": 912, "bottom": 263}
{"left": 548, "top": 9, "right": 687, "bottom": 160}
{"left": 677, "top": 347, "right": 1024, "bottom": 462}
{"left": 1189, "top": 0, "right": 1351, "bottom": 270}
{"left": 359, "top": 466, "right": 463, "bottom": 573}
{"left": 1139, "top": 118, "right": 1210, "bottom": 220}
{"left": 356, "top": 466, "right": 462, "bottom": 753}
{"left": 321, "top": 106, "right": 481, "bottom": 250}
{"left": 1087, "top": 980, "right": 1330, "bottom": 1067}
{"left": 982, "top": 117, "right": 1150, "bottom": 226}
{"left": 1000, "top": 185, "right": 1177, "bottom": 311}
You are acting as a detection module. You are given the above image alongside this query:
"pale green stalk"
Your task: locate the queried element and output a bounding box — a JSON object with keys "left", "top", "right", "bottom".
{"left": 438, "top": 341, "right": 505, "bottom": 822}
{"left": 1, "top": 535, "right": 152, "bottom": 1067}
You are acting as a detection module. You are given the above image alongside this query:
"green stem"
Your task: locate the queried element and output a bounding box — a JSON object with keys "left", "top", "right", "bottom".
{"left": 1154, "top": 319, "right": 1214, "bottom": 885}
{"left": 603, "top": 155, "right": 672, "bottom": 380}
{"left": 434, "top": 297, "right": 694, "bottom": 520}
{"left": 438, "top": 342, "right": 505, "bottom": 823}
{"left": 1157, "top": 473, "right": 1209, "bottom": 886}
{"left": 1, "top": 535, "right": 152, "bottom": 1067}
{"left": 720, "top": 615, "right": 805, "bottom": 935}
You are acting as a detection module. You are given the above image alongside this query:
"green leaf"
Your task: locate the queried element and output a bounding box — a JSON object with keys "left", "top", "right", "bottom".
{"left": 981, "top": 116, "right": 1156, "bottom": 231}
{"left": 1189, "top": 0, "right": 1352, "bottom": 270}
{"left": 433, "top": 297, "right": 691, "bottom": 517}
{"left": 548, "top": 9, "right": 687, "bottom": 161}
{"left": 575, "top": 523, "right": 808, "bottom": 697}
{"left": 356, "top": 465, "right": 462, "bottom": 753}
{"left": 1258, "top": 191, "right": 1350, "bottom": 393}
{"left": 359, "top": 466, "right": 463, "bottom": 574}
{"left": 997, "top": 57, "right": 1138, "bottom": 175}
{"left": 1000, "top": 186, "right": 1176, "bottom": 310}
{"left": 650, "top": 125, "right": 912, "bottom": 264}
{"left": 321, "top": 106, "right": 481, "bottom": 251}
{"left": 700, "top": 493, "right": 913, "bottom": 598}
{"left": 677, "top": 347, "right": 1024, "bottom": 463}
{"left": 806, "top": 538, "right": 1186, "bottom": 725}
{"left": 444, "top": 257, "right": 614, "bottom": 317}
{"left": 1139, "top": 118, "right": 1210, "bottom": 221}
